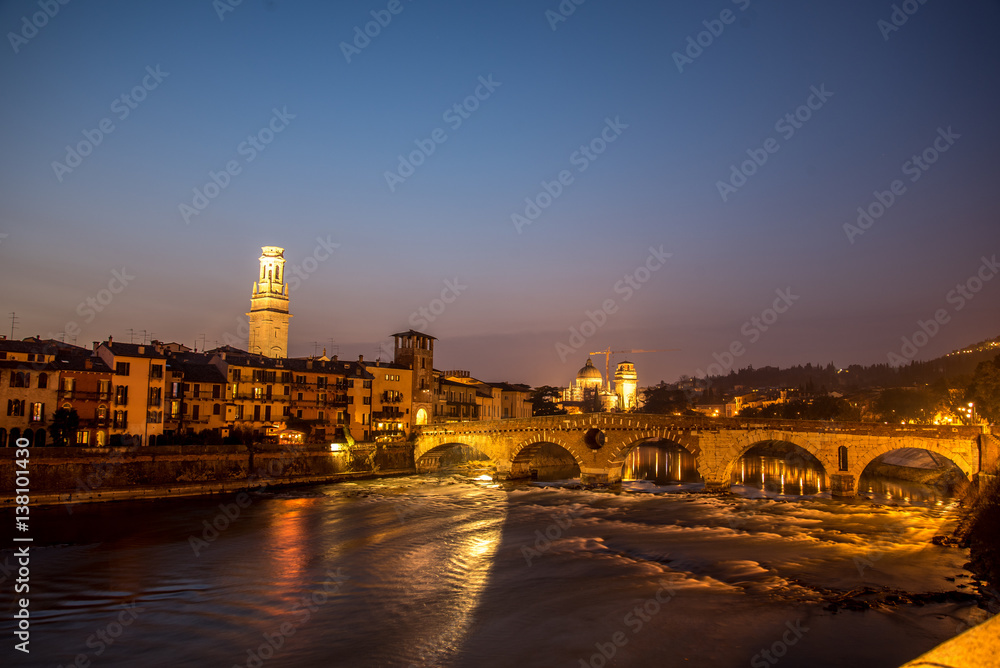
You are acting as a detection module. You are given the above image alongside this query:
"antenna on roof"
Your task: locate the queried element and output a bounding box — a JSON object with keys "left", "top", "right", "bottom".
{"left": 9, "top": 312, "right": 18, "bottom": 340}
{"left": 126, "top": 328, "right": 136, "bottom": 344}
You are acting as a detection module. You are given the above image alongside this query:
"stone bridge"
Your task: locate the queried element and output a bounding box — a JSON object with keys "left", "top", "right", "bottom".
{"left": 413, "top": 414, "right": 997, "bottom": 497}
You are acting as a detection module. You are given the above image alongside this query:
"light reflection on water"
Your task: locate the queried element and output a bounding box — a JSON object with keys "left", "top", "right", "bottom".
{"left": 733, "top": 455, "right": 827, "bottom": 496}
{"left": 858, "top": 475, "right": 956, "bottom": 507}
{"left": 622, "top": 444, "right": 700, "bottom": 484}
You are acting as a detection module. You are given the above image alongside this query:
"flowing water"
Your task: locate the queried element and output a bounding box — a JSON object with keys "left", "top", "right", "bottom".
{"left": 3, "top": 473, "right": 993, "bottom": 668}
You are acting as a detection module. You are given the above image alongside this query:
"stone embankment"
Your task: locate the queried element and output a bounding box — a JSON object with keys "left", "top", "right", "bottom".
{"left": 0, "top": 442, "right": 415, "bottom": 507}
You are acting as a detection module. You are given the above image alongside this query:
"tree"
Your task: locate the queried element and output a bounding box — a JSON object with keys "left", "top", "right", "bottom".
{"left": 968, "top": 354, "right": 1000, "bottom": 424}
{"left": 640, "top": 386, "right": 690, "bottom": 414}
{"left": 50, "top": 408, "right": 79, "bottom": 446}
{"left": 530, "top": 386, "right": 568, "bottom": 416}
{"left": 873, "top": 387, "right": 941, "bottom": 423}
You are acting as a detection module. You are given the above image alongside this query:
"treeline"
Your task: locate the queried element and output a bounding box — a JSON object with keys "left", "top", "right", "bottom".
{"left": 698, "top": 339, "right": 999, "bottom": 394}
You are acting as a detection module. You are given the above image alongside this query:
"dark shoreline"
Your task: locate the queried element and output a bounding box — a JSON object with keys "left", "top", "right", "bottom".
{"left": 962, "top": 474, "right": 1000, "bottom": 593}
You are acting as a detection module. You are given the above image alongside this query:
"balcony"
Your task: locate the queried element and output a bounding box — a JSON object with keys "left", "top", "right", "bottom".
{"left": 57, "top": 390, "right": 105, "bottom": 401}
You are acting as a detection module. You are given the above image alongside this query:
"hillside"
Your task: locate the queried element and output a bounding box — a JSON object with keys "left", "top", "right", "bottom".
{"left": 694, "top": 336, "right": 1000, "bottom": 393}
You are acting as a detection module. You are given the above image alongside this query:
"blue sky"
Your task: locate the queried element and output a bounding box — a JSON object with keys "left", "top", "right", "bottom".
{"left": 1, "top": 0, "right": 998, "bottom": 387}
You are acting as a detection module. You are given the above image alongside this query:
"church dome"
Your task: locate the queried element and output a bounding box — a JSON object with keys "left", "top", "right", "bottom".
{"left": 576, "top": 358, "right": 603, "bottom": 382}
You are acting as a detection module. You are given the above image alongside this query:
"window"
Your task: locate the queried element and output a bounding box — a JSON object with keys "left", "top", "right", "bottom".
{"left": 171, "top": 382, "right": 182, "bottom": 398}
{"left": 192, "top": 384, "right": 201, "bottom": 398}
{"left": 149, "top": 387, "right": 162, "bottom": 405}
{"left": 115, "top": 362, "right": 130, "bottom": 376}
{"left": 213, "top": 403, "right": 221, "bottom": 415}
{"left": 317, "top": 410, "right": 324, "bottom": 420}
{"left": 170, "top": 401, "right": 181, "bottom": 419}
{"left": 295, "top": 375, "right": 306, "bottom": 385}
{"left": 62, "top": 377, "right": 76, "bottom": 393}
{"left": 296, "top": 410, "right": 302, "bottom": 418}
{"left": 8, "top": 400, "right": 25, "bottom": 416}
{"left": 253, "top": 405, "right": 261, "bottom": 421}
{"left": 264, "top": 406, "right": 271, "bottom": 421}
{"left": 98, "top": 380, "right": 110, "bottom": 398}
{"left": 30, "top": 403, "right": 43, "bottom": 422}
{"left": 253, "top": 387, "right": 263, "bottom": 400}
{"left": 147, "top": 410, "right": 161, "bottom": 424}
{"left": 363, "top": 396, "right": 371, "bottom": 405}
{"left": 115, "top": 385, "right": 128, "bottom": 406}
{"left": 150, "top": 364, "right": 163, "bottom": 379}
{"left": 9, "top": 372, "right": 28, "bottom": 387}
{"left": 113, "top": 410, "right": 127, "bottom": 429}
{"left": 77, "top": 430, "right": 90, "bottom": 445}
{"left": 363, "top": 380, "right": 372, "bottom": 389}
{"left": 284, "top": 385, "right": 290, "bottom": 395}
{"left": 38, "top": 373, "right": 48, "bottom": 388}
{"left": 212, "top": 385, "right": 221, "bottom": 399}
{"left": 192, "top": 405, "right": 200, "bottom": 420}
{"left": 96, "top": 431, "right": 106, "bottom": 447}
{"left": 97, "top": 405, "right": 108, "bottom": 420}
{"left": 317, "top": 376, "right": 327, "bottom": 388}
{"left": 235, "top": 405, "right": 244, "bottom": 420}
{"left": 231, "top": 369, "right": 241, "bottom": 382}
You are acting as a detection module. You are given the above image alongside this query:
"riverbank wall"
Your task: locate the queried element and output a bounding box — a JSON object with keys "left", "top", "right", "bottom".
{"left": 0, "top": 442, "right": 415, "bottom": 507}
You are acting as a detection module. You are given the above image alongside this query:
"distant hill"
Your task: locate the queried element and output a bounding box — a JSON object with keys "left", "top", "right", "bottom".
{"left": 694, "top": 336, "right": 1000, "bottom": 393}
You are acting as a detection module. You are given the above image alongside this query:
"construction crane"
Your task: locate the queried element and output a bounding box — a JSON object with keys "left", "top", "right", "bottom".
{"left": 588, "top": 348, "right": 679, "bottom": 391}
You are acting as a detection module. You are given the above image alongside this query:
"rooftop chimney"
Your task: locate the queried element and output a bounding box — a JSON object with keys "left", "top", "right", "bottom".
{"left": 358, "top": 354, "right": 364, "bottom": 363}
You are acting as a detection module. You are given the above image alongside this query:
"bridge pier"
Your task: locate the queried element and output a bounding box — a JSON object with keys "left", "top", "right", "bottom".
{"left": 580, "top": 468, "right": 621, "bottom": 488}
{"left": 829, "top": 473, "right": 857, "bottom": 498}
{"left": 704, "top": 480, "right": 730, "bottom": 493}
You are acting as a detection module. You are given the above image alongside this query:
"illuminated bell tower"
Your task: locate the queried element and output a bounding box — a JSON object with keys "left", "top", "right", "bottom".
{"left": 247, "top": 246, "right": 291, "bottom": 358}
{"left": 615, "top": 361, "right": 638, "bottom": 411}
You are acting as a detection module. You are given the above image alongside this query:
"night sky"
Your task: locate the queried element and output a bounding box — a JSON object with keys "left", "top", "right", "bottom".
{"left": 2, "top": 0, "right": 998, "bottom": 387}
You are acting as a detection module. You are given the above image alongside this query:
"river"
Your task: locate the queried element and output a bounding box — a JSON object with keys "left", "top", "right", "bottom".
{"left": 3, "top": 471, "right": 994, "bottom": 668}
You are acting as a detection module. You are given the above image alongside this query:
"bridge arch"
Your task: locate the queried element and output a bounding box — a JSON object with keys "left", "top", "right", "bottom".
{"left": 414, "top": 435, "right": 501, "bottom": 467}
{"left": 510, "top": 434, "right": 583, "bottom": 467}
{"left": 414, "top": 441, "right": 498, "bottom": 474}
{"left": 608, "top": 430, "right": 701, "bottom": 463}
{"left": 851, "top": 441, "right": 975, "bottom": 481}
{"left": 720, "top": 431, "right": 832, "bottom": 488}
{"left": 615, "top": 433, "right": 703, "bottom": 484}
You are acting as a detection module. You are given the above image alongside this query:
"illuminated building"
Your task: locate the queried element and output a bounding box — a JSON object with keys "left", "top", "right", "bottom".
{"left": 247, "top": 246, "right": 291, "bottom": 358}
{"left": 392, "top": 330, "right": 435, "bottom": 426}
{"left": 560, "top": 358, "right": 618, "bottom": 412}
{"left": 615, "top": 361, "right": 638, "bottom": 411}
